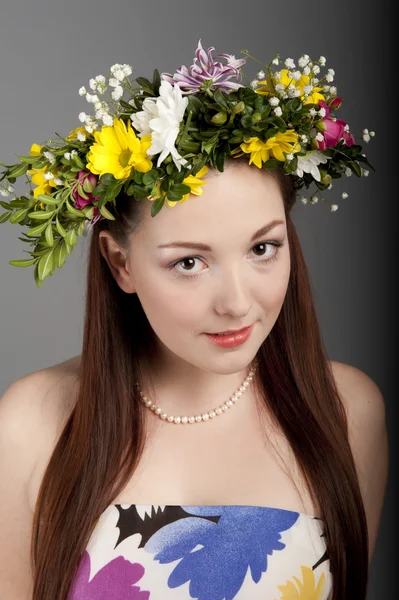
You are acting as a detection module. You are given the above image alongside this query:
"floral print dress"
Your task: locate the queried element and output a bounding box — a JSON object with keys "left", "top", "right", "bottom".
{"left": 68, "top": 503, "right": 332, "bottom": 600}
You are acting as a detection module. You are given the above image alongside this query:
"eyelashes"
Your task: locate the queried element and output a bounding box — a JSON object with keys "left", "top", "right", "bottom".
{"left": 168, "top": 241, "right": 284, "bottom": 280}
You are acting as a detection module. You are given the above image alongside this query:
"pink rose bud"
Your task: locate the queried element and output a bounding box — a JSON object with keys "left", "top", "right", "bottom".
{"left": 330, "top": 96, "right": 343, "bottom": 111}
{"left": 319, "top": 117, "right": 346, "bottom": 148}
{"left": 72, "top": 170, "right": 103, "bottom": 223}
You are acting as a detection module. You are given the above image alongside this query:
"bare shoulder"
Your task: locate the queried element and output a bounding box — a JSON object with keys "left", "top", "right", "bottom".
{"left": 0, "top": 355, "right": 81, "bottom": 506}
{"left": 329, "top": 360, "right": 389, "bottom": 559}
{"left": 0, "top": 355, "right": 81, "bottom": 596}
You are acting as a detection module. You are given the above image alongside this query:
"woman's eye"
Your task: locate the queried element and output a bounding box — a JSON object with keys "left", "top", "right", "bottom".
{"left": 169, "top": 241, "right": 283, "bottom": 279}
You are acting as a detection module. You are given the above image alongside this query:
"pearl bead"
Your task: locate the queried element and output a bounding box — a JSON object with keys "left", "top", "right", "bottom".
{"left": 138, "top": 361, "right": 258, "bottom": 425}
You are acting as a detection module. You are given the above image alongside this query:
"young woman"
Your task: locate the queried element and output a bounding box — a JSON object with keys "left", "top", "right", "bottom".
{"left": 0, "top": 43, "right": 388, "bottom": 600}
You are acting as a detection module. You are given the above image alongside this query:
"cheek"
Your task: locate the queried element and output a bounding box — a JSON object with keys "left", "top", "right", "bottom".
{"left": 133, "top": 266, "right": 207, "bottom": 330}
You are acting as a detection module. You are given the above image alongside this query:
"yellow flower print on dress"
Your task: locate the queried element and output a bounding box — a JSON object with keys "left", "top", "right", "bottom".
{"left": 276, "top": 565, "right": 326, "bottom": 600}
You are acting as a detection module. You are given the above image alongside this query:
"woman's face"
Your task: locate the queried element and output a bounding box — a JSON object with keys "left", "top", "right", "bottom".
{"left": 113, "top": 163, "right": 291, "bottom": 376}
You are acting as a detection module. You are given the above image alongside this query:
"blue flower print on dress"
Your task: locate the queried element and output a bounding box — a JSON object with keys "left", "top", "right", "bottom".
{"left": 143, "top": 504, "right": 299, "bottom": 600}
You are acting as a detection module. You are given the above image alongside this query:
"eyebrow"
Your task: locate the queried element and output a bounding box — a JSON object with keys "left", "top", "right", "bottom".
{"left": 157, "top": 219, "right": 285, "bottom": 251}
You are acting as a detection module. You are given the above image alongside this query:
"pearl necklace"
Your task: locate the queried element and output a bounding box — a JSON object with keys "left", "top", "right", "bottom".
{"left": 136, "top": 361, "right": 258, "bottom": 424}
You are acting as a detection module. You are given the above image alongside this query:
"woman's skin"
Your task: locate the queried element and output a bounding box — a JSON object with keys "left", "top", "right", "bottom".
{"left": 0, "top": 163, "right": 388, "bottom": 599}
{"left": 99, "top": 162, "right": 291, "bottom": 417}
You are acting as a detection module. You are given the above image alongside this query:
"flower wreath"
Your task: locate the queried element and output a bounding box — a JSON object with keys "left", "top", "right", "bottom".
{"left": 0, "top": 40, "right": 375, "bottom": 286}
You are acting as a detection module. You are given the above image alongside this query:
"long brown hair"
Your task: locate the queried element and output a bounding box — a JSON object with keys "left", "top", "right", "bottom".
{"left": 30, "top": 160, "right": 369, "bottom": 599}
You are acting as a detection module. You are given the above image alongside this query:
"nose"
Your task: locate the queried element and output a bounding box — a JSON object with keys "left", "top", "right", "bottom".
{"left": 213, "top": 266, "right": 252, "bottom": 318}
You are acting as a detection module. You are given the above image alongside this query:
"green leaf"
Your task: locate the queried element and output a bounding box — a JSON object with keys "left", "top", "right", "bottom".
{"left": 45, "top": 221, "right": 54, "bottom": 246}
{"left": 9, "top": 258, "right": 37, "bottom": 267}
{"left": 73, "top": 155, "right": 86, "bottom": 169}
{"left": 166, "top": 190, "right": 182, "bottom": 201}
{"left": 263, "top": 157, "right": 281, "bottom": 168}
{"left": 142, "top": 170, "right": 158, "bottom": 186}
{"left": 0, "top": 210, "right": 12, "bottom": 223}
{"left": 83, "top": 176, "right": 94, "bottom": 193}
{"left": 34, "top": 263, "right": 44, "bottom": 288}
{"left": 65, "top": 199, "right": 85, "bottom": 217}
{"left": 65, "top": 242, "right": 73, "bottom": 255}
{"left": 54, "top": 216, "right": 66, "bottom": 237}
{"left": 38, "top": 249, "right": 54, "bottom": 281}
{"left": 0, "top": 200, "right": 12, "bottom": 210}
{"left": 99, "top": 204, "right": 116, "bottom": 220}
{"left": 171, "top": 183, "right": 191, "bottom": 195}
{"left": 10, "top": 208, "right": 29, "bottom": 224}
{"left": 151, "top": 195, "right": 165, "bottom": 217}
{"left": 201, "top": 133, "right": 219, "bottom": 155}
{"left": 65, "top": 228, "right": 77, "bottom": 246}
{"left": 28, "top": 209, "right": 55, "bottom": 220}
{"left": 8, "top": 163, "right": 29, "bottom": 178}
{"left": 347, "top": 161, "right": 362, "bottom": 177}
{"left": 37, "top": 194, "right": 61, "bottom": 206}
{"left": 9, "top": 198, "right": 29, "bottom": 208}
{"left": 152, "top": 68, "right": 161, "bottom": 95}
{"left": 54, "top": 241, "right": 67, "bottom": 268}
{"left": 99, "top": 173, "right": 116, "bottom": 186}
{"left": 25, "top": 221, "right": 49, "bottom": 237}
{"left": 136, "top": 77, "right": 154, "bottom": 94}
{"left": 213, "top": 89, "right": 229, "bottom": 110}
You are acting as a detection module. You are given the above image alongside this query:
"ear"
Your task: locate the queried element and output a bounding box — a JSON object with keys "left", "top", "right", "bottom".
{"left": 98, "top": 231, "right": 136, "bottom": 294}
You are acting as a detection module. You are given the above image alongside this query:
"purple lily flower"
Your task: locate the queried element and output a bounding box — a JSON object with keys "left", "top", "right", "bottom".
{"left": 162, "top": 39, "right": 246, "bottom": 95}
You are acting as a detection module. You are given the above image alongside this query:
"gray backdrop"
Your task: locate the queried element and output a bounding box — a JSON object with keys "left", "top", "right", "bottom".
{"left": 0, "top": 1, "right": 394, "bottom": 598}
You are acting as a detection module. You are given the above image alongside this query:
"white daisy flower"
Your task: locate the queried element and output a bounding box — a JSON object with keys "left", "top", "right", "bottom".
{"left": 7, "top": 184, "right": 14, "bottom": 192}
{"left": 295, "top": 150, "right": 329, "bottom": 182}
{"left": 70, "top": 150, "right": 77, "bottom": 157}
{"left": 95, "top": 75, "right": 106, "bottom": 84}
{"left": 301, "top": 135, "right": 309, "bottom": 143}
{"left": 131, "top": 80, "right": 188, "bottom": 171}
{"left": 303, "top": 85, "right": 313, "bottom": 95}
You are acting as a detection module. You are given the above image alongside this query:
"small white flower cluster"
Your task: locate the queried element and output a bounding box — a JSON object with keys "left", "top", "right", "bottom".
{"left": 77, "top": 63, "right": 133, "bottom": 131}
{"left": 362, "top": 128, "right": 375, "bottom": 142}
{"left": 63, "top": 149, "right": 78, "bottom": 160}
{"left": 0, "top": 182, "right": 14, "bottom": 197}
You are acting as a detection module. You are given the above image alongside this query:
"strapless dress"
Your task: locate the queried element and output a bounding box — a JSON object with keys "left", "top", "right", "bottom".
{"left": 68, "top": 503, "right": 332, "bottom": 599}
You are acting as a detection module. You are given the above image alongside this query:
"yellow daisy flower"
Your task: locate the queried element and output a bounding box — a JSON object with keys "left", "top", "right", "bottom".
{"left": 256, "top": 69, "right": 325, "bottom": 105}
{"left": 27, "top": 143, "right": 57, "bottom": 205}
{"left": 276, "top": 566, "right": 327, "bottom": 600}
{"left": 86, "top": 118, "right": 153, "bottom": 180}
{"left": 232, "top": 131, "right": 301, "bottom": 168}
